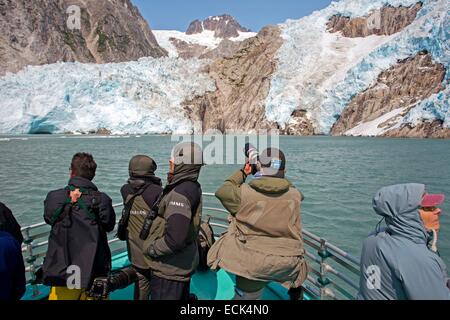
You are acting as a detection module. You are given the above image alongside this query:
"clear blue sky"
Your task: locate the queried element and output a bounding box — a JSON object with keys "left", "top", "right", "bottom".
{"left": 131, "top": 0, "right": 333, "bottom": 32}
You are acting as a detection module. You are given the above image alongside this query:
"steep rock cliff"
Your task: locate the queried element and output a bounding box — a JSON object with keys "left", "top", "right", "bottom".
{"left": 0, "top": 0, "right": 167, "bottom": 76}
{"left": 327, "top": 2, "right": 423, "bottom": 37}
{"left": 331, "top": 51, "right": 446, "bottom": 136}
{"left": 183, "top": 26, "right": 284, "bottom": 133}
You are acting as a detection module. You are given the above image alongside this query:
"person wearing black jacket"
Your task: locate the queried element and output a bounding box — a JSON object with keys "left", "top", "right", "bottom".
{"left": 143, "top": 142, "right": 203, "bottom": 300}
{"left": 42, "top": 153, "right": 116, "bottom": 300}
{"left": 120, "top": 155, "right": 163, "bottom": 300}
{"left": 0, "top": 202, "right": 26, "bottom": 300}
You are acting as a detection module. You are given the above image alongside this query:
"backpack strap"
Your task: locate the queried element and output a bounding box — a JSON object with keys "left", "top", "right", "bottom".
{"left": 49, "top": 197, "right": 71, "bottom": 227}
{"left": 126, "top": 184, "right": 151, "bottom": 206}
{"left": 49, "top": 186, "right": 101, "bottom": 226}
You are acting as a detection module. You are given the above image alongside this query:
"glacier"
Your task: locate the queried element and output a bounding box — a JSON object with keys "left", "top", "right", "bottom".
{"left": 0, "top": 0, "right": 448, "bottom": 136}
{"left": 0, "top": 58, "right": 215, "bottom": 134}
{"left": 265, "top": 0, "right": 449, "bottom": 133}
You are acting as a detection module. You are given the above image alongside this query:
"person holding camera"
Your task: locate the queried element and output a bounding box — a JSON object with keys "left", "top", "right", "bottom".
{"left": 142, "top": 142, "right": 204, "bottom": 300}
{"left": 119, "top": 155, "right": 163, "bottom": 300}
{"left": 208, "top": 146, "right": 308, "bottom": 300}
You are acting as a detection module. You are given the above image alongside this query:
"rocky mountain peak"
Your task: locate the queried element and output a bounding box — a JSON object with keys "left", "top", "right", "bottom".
{"left": 186, "top": 14, "right": 251, "bottom": 38}
{"left": 0, "top": 0, "right": 167, "bottom": 76}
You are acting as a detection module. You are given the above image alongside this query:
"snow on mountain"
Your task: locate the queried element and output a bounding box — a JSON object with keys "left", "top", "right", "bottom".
{"left": 153, "top": 15, "right": 256, "bottom": 58}
{"left": 0, "top": 0, "right": 448, "bottom": 136}
{"left": 186, "top": 14, "right": 251, "bottom": 38}
{"left": 265, "top": 0, "right": 449, "bottom": 134}
{"left": 153, "top": 30, "right": 256, "bottom": 58}
{"left": 344, "top": 107, "right": 408, "bottom": 136}
{"left": 0, "top": 58, "right": 215, "bottom": 134}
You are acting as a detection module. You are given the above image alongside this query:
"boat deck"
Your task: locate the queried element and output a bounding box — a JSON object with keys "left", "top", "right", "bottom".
{"left": 23, "top": 251, "right": 294, "bottom": 300}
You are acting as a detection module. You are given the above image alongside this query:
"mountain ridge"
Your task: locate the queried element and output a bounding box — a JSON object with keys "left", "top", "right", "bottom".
{"left": 0, "top": 0, "right": 167, "bottom": 76}
{"left": 153, "top": 14, "right": 256, "bottom": 59}
{"left": 186, "top": 14, "right": 251, "bottom": 38}
{"left": 0, "top": 0, "right": 448, "bottom": 138}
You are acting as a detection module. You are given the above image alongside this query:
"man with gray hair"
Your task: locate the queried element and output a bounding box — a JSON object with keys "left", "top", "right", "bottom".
{"left": 143, "top": 142, "right": 204, "bottom": 300}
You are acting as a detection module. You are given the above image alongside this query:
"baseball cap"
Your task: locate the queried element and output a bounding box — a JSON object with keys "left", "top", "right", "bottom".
{"left": 421, "top": 194, "right": 445, "bottom": 208}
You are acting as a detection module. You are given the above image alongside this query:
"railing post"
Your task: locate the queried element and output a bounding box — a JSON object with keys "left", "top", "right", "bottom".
{"left": 317, "top": 238, "right": 334, "bottom": 300}
{"left": 23, "top": 228, "right": 40, "bottom": 298}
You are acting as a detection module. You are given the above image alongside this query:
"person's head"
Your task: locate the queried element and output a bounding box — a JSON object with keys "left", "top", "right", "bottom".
{"left": 258, "top": 148, "right": 286, "bottom": 178}
{"left": 372, "top": 184, "right": 445, "bottom": 243}
{"left": 129, "top": 155, "right": 157, "bottom": 178}
{"left": 419, "top": 193, "right": 445, "bottom": 232}
{"left": 70, "top": 153, "right": 97, "bottom": 181}
{"left": 168, "top": 142, "right": 203, "bottom": 182}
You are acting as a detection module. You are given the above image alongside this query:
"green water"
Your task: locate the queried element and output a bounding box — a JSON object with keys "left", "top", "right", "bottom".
{"left": 1, "top": 135, "right": 449, "bottom": 266}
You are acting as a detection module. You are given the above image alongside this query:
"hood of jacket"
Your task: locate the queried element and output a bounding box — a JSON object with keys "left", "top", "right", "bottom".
{"left": 168, "top": 163, "right": 202, "bottom": 186}
{"left": 249, "top": 176, "right": 291, "bottom": 195}
{"left": 128, "top": 176, "right": 162, "bottom": 190}
{"left": 372, "top": 183, "right": 429, "bottom": 244}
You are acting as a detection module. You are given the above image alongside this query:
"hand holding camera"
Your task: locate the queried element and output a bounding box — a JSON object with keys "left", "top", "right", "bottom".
{"left": 244, "top": 143, "right": 261, "bottom": 176}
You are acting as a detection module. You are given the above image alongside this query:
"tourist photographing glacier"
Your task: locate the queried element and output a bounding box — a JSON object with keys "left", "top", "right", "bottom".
{"left": 0, "top": 0, "right": 449, "bottom": 313}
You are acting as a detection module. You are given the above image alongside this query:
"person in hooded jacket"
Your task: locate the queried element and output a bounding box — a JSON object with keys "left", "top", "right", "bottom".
{"left": 120, "top": 155, "right": 163, "bottom": 300}
{"left": 0, "top": 202, "right": 26, "bottom": 300}
{"left": 42, "top": 153, "right": 116, "bottom": 300}
{"left": 143, "top": 142, "right": 203, "bottom": 300}
{"left": 358, "top": 183, "right": 450, "bottom": 300}
{"left": 207, "top": 148, "right": 308, "bottom": 300}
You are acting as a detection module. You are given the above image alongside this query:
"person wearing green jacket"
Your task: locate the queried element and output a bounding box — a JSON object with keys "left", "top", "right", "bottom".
{"left": 208, "top": 147, "right": 308, "bottom": 300}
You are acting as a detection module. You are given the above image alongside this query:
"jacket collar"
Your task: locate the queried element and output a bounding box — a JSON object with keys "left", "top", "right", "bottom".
{"left": 128, "top": 176, "right": 162, "bottom": 189}
{"left": 168, "top": 164, "right": 201, "bottom": 186}
{"left": 68, "top": 176, "right": 98, "bottom": 191}
{"left": 249, "top": 177, "right": 291, "bottom": 194}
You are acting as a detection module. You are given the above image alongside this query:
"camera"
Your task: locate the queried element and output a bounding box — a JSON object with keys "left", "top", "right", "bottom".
{"left": 87, "top": 267, "right": 138, "bottom": 300}
{"left": 244, "top": 143, "right": 260, "bottom": 175}
{"left": 139, "top": 207, "right": 158, "bottom": 240}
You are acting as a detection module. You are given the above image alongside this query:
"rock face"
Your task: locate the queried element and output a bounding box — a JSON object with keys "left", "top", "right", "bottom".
{"left": 186, "top": 14, "right": 251, "bottom": 38}
{"left": 183, "top": 26, "right": 284, "bottom": 133}
{"left": 169, "top": 38, "right": 208, "bottom": 60}
{"left": 282, "top": 110, "right": 316, "bottom": 136}
{"left": 153, "top": 15, "right": 255, "bottom": 60}
{"left": 383, "top": 120, "right": 450, "bottom": 139}
{"left": 327, "top": 2, "right": 423, "bottom": 37}
{"left": 167, "top": 37, "right": 242, "bottom": 60}
{"left": 0, "top": 0, "right": 167, "bottom": 75}
{"left": 331, "top": 51, "right": 446, "bottom": 136}
{"left": 200, "top": 39, "right": 242, "bottom": 60}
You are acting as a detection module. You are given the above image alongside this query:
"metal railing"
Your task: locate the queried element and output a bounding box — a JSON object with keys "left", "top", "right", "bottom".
{"left": 21, "top": 192, "right": 361, "bottom": 300}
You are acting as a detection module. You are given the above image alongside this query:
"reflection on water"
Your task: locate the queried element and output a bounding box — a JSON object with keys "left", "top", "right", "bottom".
{"left": 0, "top": 135, "right": 449, "bottom": 265}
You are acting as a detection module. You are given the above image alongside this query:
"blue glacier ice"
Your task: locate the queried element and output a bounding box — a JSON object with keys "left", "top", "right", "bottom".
{"left": 0, "top": 58, "right": 215, "bottom": 134}
{"left": 0, "top": 0, "right": 448, "bottom": 135}
{"left": 265, "top": 0, "right": 449, "bottom": 133}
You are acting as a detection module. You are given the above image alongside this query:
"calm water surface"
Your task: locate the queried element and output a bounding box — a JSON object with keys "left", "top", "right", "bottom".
{"left": 0, "top": 135, "right": 449, "bottom": 265}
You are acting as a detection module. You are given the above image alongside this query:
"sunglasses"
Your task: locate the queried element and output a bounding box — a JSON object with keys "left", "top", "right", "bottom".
{"left": 420, "top": 206, "right": 440, "bottom": 212}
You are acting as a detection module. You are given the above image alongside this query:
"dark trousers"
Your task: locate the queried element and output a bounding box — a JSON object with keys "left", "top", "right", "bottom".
{"left": 133, "top": 267, "right": 152, "bottom": 300}
{"left": 133, "top": 267, "right": 190, "bottom": 301}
